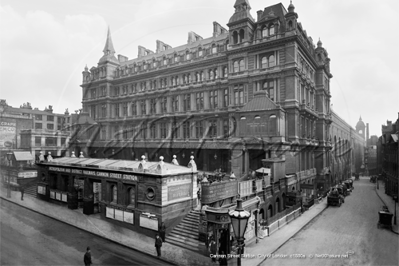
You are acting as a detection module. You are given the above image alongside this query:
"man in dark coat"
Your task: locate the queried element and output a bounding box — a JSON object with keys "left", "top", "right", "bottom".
{"left": 155, "top": 234, "right": 162, "bottom": 257}
{"left": 20, "top": 186, "right": 24, "bottom": 201}
{"left": 84, "top": 247, "right": 92, "bottom": 266}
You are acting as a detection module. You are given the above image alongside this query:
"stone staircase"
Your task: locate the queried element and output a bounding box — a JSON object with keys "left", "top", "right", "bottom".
{"left": 167, "top": 210, "right": 207, "bottom": 255}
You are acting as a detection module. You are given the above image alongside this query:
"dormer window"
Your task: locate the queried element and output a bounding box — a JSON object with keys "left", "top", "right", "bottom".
{"left": 186, "top": 51, "right": 191, "bottom": 60}
{"left": 198, "top": 48, "right": 203, "bottom": 57}
{"left": 269, "top": 24, "right": 275, "bottom": 35}
{"left": 163, "top": 57, "right": 168, "bottom": 66}
{"left": 174, "top": 54, "right": 179, "bottom": 63}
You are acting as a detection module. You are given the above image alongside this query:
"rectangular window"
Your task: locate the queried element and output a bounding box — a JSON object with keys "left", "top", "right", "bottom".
{"left": 223, "top": 89, "right": 229, "bottom": 107}
{"left": 183, "top": 121, "right": 190, "bottom": 139}
{"left": 172, "top": 96, "right": 179, "bottom": 112}
{"left": 91, "top": 105, "right": 96, "bottom": 119}
{"left": 150, "top": 99, "right": 156, "bottom": 114}
{"left": 150, "top": 123, "right": 156, "bottom": 139}
{"left": 61, "top": 138, "right": 66, "bottom": 145}
{"left": 183, "top": 94, "right": 191, "bottom": 111}
{"left": 91, "top": 88, "right": 97, "bottom": 99}
{"left": 45, "top": 137, "right": 56, "bottom": 146}
{"left": 35, "top": 114, "right": 42, "bottom": 120}
{"left": 131, "top": 102, "right": 137, "bottom": 116}
{"left": 141, "top": 123, "right": 147, "bottom": 139}
{"left": 101, "top": 86, "right": 106, "bottom": 97}
{"left": 196, "top": 92, "right": 204, "bottom": 110}
{"left": 160, "top": 123, "right": 167, "bottom": 138}
{"left": 47, "top": 115, "right": 54, "bottom": 122}
{"left": 161, "top": 97, "right": 167, "bottom": 113}
{"left": 141, "top": 100, "right": 146, "bottom": 115}
{"left": 122, "top": 103, "right": 128, "bottom": 116}
{"left": 101, "top": 104, "right": 107, "bottom": 117}
{"left": 47, "top": 124, "right": 54, "bottom": 130}
{"left": 114, "top": 86, "right": 119, "bottom": 97}
{"left": 223, "top": 119, "right": 229, "bottom": 138}
{"left": 171, "top": 121, "right": 179, "bottom": 139}
{"left": 35, "top": 123, "right": 42, "bottom": 129}
{"left": 234, "top": 85, "right": 244, "bottom": 105}
{"left": 208, "top": 120, "right": 217, "bottom": 138}
{"left": 196, "top": 120, "right": 204, "bottom": 138}
{"left": 35, "top": 137, "right": 41, "bottom": 146}
{"left": 115, "top": 103, "right": 120, "bottom": 117}
{"left": 209, "top": 90, "right": 218, "bottom": 109}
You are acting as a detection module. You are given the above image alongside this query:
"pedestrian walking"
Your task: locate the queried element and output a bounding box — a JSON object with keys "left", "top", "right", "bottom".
{"left": 20, "top": 186, "right": 24, "bottom": 201}
{"left": 155, "top": 234, "right": 162, "bottom": 257}
{"left": 84, "top": 246, "right": 92, "bottom": 266}
{"left": 159, "top": 222, "right": 166, "bottom": 242}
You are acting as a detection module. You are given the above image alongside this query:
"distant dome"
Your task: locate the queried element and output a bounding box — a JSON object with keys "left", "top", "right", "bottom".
{"left": 356, "top": 116, "right": 365, "bottom": 129}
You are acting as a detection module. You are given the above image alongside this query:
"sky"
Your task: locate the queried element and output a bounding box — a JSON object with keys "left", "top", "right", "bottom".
{"left": 0, "top": 0, "right": 398, "bottom": 137}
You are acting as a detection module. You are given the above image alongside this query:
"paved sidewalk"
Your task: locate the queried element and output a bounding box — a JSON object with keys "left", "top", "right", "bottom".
{"left": 1, "top": 185, "right": 329, "bottom": 266}
{"left": 236, "top": 199, "right": 328, "bottom": 266}
{"left": 374, "top": 179, "right": 399, "bottom": 233}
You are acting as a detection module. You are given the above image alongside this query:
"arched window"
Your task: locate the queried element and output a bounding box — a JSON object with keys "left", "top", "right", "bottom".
{"left": 239, "top": 59, "right": 245, "bottom": 71}
{"left": 111, "top": 184, "right": 117, "bottom": 203}
{"left": 233, "top": 31, "right": 238, "bottom": 44}
{"left": 269, "top": 24, "right": 275, "bottom": 35}
{"left": 233, "top": 61, "right": 239, "bottom": 73}
{"left": 239, "top": 29, "right": 245, "bottom": 43}
{"left": 127, "top": 187, "right": 135, "bottom": 206}
{"left": 261, "top": 57, "right": 268, "bottom": 68}
{"left": 262, "top": 27, "right": 268, "bottom": 37}
{"left": 269, "top": 55, "right": 275, "bottom": 67}
{"left": 209, "top": 70, "right": 214, "bottom": 80}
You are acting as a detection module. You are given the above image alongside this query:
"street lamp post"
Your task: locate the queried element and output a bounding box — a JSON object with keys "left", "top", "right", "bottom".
{"left": 6, "top": 151, "right": 13, "bottom": 198}
{"left": 229, "top": 199, "right": 250, "bottom": 266}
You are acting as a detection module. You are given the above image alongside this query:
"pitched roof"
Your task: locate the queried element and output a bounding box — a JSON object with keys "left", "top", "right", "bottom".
{"left": 239, "top": 91, "right": 278, "bottom": 112}
{"left": 258, "top": 3, "right": 287, "bottom": 23}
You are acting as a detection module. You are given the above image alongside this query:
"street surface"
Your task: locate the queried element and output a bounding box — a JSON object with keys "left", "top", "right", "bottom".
{"left": 259, "top": 178, "right": 398, "bottom": 266}
{"left": 0, "top": 199, "right": 173, "bottom": 266}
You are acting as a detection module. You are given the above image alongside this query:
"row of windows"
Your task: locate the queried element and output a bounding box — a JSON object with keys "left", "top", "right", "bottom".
{"left": 34, "top": 137, "right": 66, "bottom": 146}
{"left": 110, "top": 68, "right": 228, "bottom": 97}
{"left": 34, "top": 115, "right": 55, "bottom": 121}
{"left": 232, "top": 53, "right": 277, "bottom": 74}
{"left": 110, "top": 119, "right": 230, "bottom": 140}
{"left": 108, "top": 184, "right": 135, "bottom": 207}
{"left": 114, "top": 43, "right": 225, "bottom": 77}
{"left": 90, "top": 87, "right": 241, "bottom": 118}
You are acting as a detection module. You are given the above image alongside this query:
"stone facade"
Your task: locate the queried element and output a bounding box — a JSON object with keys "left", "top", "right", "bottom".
{"left": 78, "top": 1, "right": 364, "bottom": 217}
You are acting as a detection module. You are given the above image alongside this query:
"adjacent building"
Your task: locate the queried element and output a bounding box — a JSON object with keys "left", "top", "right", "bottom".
{"left": 377, "top": 113, "right": 399, "bottom": 199}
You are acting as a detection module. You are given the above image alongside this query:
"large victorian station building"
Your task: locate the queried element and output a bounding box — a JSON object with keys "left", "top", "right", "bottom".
{"left": 34, "top": 0, "right": 367, "bottom": 254}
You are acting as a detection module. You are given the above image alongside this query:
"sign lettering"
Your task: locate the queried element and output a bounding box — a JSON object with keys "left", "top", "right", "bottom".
{"left": 201, "top": 181, "right": 238, "bottom": 204}
{"left": 168, "top": 183, "right": 192, "bottom": 201}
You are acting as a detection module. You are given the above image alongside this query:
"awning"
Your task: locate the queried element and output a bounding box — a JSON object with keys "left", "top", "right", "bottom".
{"left": 256, "top": 167, "right": 271, "bottom": 175}
{"left": 13, "top": 151, "right": 34, "bottom": 161}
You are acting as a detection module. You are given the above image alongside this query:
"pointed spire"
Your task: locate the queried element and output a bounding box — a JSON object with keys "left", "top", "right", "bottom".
{"left": 103, "top": 26, "right": 115, "bottom": 56}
